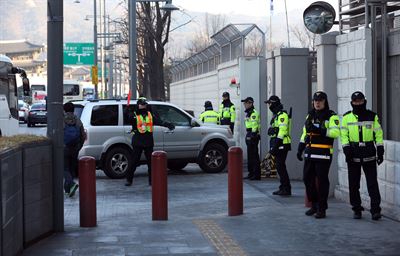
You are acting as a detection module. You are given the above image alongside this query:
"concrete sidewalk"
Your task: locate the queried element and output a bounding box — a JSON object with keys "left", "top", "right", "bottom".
{"left": 23, "top": 165, "right": 400, "bottom": 256}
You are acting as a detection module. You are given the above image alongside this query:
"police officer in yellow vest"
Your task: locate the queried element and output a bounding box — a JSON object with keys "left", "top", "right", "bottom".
{"left": 125, "top": 97, "right": 175, "bottom": 186}
{"left": 341, "top": 91, "right": 384, "bottom": 220}
{"left": 200, "top": 101, "right": 220, "bottom": 124}
{"left": 241, "top": 97, "right": 261, "bottom": 180}
{"left": 265, "top": 95, "right": 292, "bottom": 196}
{"left": 219, "top": 92, "right": 236, "bottom": 133}
{"left": 297, "top": 91, "right": 340, "bottom": 219}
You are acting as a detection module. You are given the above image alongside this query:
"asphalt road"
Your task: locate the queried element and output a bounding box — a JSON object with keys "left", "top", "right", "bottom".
{"left": 18, "top": 122, "right": 47, "bottom": 136}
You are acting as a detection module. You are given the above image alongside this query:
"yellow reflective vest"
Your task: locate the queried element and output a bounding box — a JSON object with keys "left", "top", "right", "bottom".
{"left": 199, "top": 110, "right": 220, "bottom": 124}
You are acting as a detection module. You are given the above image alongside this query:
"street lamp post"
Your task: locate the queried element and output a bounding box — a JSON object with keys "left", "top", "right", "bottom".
{"left": 93, "top": 0, "right": 99, "bottom": 99}
{"left": 128, "top": 0, "right": 178, "bottom": 99}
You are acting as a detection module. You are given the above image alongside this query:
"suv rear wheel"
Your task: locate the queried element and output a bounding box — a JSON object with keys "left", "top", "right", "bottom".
{"left": 103, "top": 147, "right": 132, "bottom": 179}
{"left": 199, "top": 143, "right": 227, "bottom": 173}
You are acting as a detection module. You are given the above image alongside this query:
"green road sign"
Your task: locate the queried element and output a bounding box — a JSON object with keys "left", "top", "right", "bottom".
{"left": 63, "top": 43, "right": 95, "bottom": 65}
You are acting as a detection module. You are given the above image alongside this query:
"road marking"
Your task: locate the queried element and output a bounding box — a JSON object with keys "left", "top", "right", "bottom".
{"left": 193, "top": 219, "right": 247, "bottom": 256}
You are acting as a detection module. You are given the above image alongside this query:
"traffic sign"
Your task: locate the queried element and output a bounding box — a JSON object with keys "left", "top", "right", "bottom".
{"left": 91, "top": 65, "right": 98, "bottom": 85}
{"left": 63, "top": 43, "right": 95, "bottom": 65}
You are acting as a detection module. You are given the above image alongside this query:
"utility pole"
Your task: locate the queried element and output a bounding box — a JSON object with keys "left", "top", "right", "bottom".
{"left": 129, "top": 0, "right": 137, "bottom": 99}
{"left": 47, "top": 0, "right": 64, "bottom": 232}
{"left": 94, "top": 0, "right": 99, "bottom": 99}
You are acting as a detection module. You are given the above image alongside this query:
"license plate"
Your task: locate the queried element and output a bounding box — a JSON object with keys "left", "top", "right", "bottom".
{"left": 37, "top": 112, "right": 46, "bottom": 116}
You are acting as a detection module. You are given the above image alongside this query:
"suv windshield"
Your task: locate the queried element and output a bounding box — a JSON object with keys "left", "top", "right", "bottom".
{"left": 31, "top": 103, "right": 46, "bottom": 110}
{"left": 152, "top": 105, "right": 190, "bottom": 126}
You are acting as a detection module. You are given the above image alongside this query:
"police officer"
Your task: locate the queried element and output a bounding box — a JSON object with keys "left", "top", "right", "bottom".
{"left": 199, "top": 101, "right": 220, "bottom": 124}
{"left": 265, "top": 95, "right": 292, "bottom": 196}
{"left": 241, "top": 97, "right": 261, "bottom": 180}
{"left": 125, "top": 97, "right": 174, "bottom": 186}
{"left": 341, "top": 91, "right": 384, "bottom": 220}
{"left": 297, "top": 91, "right": 340, "bottom": 218}
{"left": 219, "top": 92, "right": 236, "bottom": 133}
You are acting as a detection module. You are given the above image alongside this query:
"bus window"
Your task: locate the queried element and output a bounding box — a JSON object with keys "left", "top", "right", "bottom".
{"left": 63, "top": 84, "right": 80, "bottom": 96}
{"left": 31, "top": 84, "right": 46, "bottom": 92}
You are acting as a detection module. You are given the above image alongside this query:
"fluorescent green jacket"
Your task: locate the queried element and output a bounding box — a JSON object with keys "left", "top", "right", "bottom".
{"left": 199, "top": 110, "right": 220, "bottom": 124}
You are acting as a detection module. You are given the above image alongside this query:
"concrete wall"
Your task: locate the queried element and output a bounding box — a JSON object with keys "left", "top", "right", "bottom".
{"left": 273, "top": 48, "right": 310, "bottom": 180}
{"left": 0, "top": 140, "right": 53, "bottom": 255}
{"left": 170, "top": 57, "right": 267, "bottom": 159}
{"left": 1, "top": 148, "right": 23, "bottom": 256}
{"left": 334, "top": 28, "right": 400, "bottom": 220}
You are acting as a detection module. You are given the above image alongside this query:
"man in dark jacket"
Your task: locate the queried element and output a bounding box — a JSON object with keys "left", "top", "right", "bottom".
{"left": 125, "top": 97, "right": 174, "bottom": 186}
{"left": 63, "top": 102, "right": 86, "bottom": 197}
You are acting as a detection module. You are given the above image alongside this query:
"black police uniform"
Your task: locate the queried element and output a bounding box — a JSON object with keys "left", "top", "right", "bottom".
{"left": 266, "top": 95, "right": 292, "bottom": 195}
{"left": 125, "top": 99, "right": 174, "bottom": 186}
{"left": 341, "top": 91, "right": 384, "bottom": 220}
{"left": 297, "top": 92, "right": 340, "bottom": 219}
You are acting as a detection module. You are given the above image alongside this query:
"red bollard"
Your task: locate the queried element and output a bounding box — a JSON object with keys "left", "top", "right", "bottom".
{"left": 79, "top": 156, "right": 97, "bottom": 227}
{"left": 305, "top": 177, "right": 319, "bottom": 207}
{"left": 151, "top": 151, "right": 168, "bottom": 221}
{"left": 228, "top": 146, "right": 243, "bottom": 216}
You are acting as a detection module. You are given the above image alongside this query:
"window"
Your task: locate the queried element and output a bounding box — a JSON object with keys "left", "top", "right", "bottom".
{"left": 152, "top": 105, "right": 190, "bottom": 126}
{"left": 123, "top": 104, "right": 137, "bottom": 125}
{"left": 31, "top": 84, "right": 46, "bottom": 91}
{"left": 31, "top": 103, "right": 46, "bottom": 110}
{"left": 73, "top": 104, "right": 85, "bottom": 118}
{"left": 63, "top": 84, "right": 80, "bottom": 96}
{"left": 90, "top": 105, "right": 118, "bottom": 126}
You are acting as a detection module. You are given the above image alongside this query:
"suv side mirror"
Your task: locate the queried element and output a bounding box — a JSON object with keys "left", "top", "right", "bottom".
{"left": 190, "top": 118, "right": 199, "bottom": 127}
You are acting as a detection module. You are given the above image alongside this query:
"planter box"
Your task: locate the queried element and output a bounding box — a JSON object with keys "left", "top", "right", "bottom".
{"left": 0, "top": 139, "right": 53, "bottom": 255}
{"left": 1, "top": 147, "right": 23, "bottom": 256}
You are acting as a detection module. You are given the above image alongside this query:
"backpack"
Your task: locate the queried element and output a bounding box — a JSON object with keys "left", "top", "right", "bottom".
{"left": 64, "top": 123, "right": 80, "bottom": 146}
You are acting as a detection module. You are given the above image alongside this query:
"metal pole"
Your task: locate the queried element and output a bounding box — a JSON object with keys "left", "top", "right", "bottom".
{"left": 103, "top": 0, "right": 107, "bottom": 98}
{"left": 365, "top": 0, "right": 369, "bottom": 29}
{"left": 119, "top": 63, "right": 122, "bottom": 97}
{"left": 129, "top": 0, "right": 137, "bottom": 99}
{"left": 47, "top": 0, "right": 64, "bottom": 232}
{"left": 284, "top": 0, "right": 290, "bottom": 47}
{"left": 382, "top": 2, "right": 388, "bottom": 138}
{"left": 99, "top": 0, "right": 104, "bottom": 98}
{"left": 94, "top": 0, "right": 99, "bottom": 99}
{"left": 108, "top": 50, "right": 114, "bottom": 98}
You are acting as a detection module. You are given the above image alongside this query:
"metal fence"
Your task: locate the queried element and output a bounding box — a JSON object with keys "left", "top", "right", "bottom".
{"left": 171, "top": 24, "right": 265, "bottom": 82}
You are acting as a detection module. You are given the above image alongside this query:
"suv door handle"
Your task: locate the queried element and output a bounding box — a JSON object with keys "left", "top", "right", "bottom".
{"left": 164, "top": 130, "right": 174, "bottom": 134}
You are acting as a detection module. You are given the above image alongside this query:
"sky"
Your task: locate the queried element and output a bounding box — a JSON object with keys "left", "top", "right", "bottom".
{"left": 173, "top": 0, "right": 338, "bottom": 18}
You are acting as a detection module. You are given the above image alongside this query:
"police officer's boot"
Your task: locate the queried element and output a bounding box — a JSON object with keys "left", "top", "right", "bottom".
{"left": 372, "top": 212, "right": 382, "bottom": 221}
{"left": 353, "top": 211, "right": 362, "bottom": 219}
{"left": 315, "top": 210, "right": 326, "bottom": 219}
{"left": 125, "top": 180, "right": 133, "bottom": 186}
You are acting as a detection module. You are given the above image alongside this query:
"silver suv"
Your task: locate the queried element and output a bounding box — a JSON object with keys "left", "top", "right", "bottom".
{"left": 73, "top": 99, "right": 235, "bottom": 178}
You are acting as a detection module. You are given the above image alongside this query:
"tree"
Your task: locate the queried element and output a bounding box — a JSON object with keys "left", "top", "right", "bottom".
{"left": 117, "top": 1, "right": 172, "bottom": 101}
{"left": 291, "top": 25, "right": 317, "bottom": 52}
{"left": 185, "top": 13, "right": 226, "bottom": 56}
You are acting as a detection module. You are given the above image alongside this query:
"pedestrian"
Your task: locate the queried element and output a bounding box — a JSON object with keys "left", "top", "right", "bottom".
{"left": 125, "top": 97, "right": 175, "bottom": 186}
{"left": 63, "top": 102, "right": 86, "bottom": 197}
{"left": 219, "top": 92, "right": 236, "bottom": 133}
{"left": 297, "top": 91, "right": 340, "bottom": 218}
{"left": 199, "top": 101, "right": 220, "bottom": 124}
{"left": 241, "top": 97, "right": 261, "bottom": 180}
{"left": 341, "top": 91, "right": 384, "bottom": 220}
{"left": 265, "top": 95, "right": 292, "bottom": 196}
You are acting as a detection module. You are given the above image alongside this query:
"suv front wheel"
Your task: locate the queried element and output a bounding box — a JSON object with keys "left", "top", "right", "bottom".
{"left": 103, "top": 147, "right": 132, "bottom": 179}
{"left": 199, "top": 143, "right": 227, "bottom": 173}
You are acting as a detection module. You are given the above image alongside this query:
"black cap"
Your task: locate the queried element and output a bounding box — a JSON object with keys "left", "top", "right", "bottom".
{"left": 241, "top": 97, "right": 254, "bottom": 103}
{"left": 137, "top": 97, "right": 148, "bottom": 105}
{"left": 204, "top": 101, "right": 212, "bottom": 108}
{"left": 351, "top": 91, "right": 365, "bottom": 101}
{"left": 313, "top": 91, "right": 328, "bottom": 101}
{"left": 222, "top": 91, "right": 230, "bottom": 97}
{"left": 265, "top": 95, "right": 280, "bottom": 104}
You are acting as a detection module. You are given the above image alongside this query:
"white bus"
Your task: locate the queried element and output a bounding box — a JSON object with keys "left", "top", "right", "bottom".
{"left": 0, "top": 55, "right": 30, "bottom": 136}
{"left": 63, "top": 80, "right": 83, "bottom": 103}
